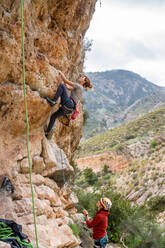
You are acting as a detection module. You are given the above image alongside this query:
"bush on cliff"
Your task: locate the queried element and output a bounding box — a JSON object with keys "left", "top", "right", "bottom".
{"left": 147, "top": 195, "right": 165, "bottom": 213}
{"left": 83, "top": 168, "right": 98, "bottom": 185}
{"left": 122, "top": 208, "right": 165, "bottom": 248}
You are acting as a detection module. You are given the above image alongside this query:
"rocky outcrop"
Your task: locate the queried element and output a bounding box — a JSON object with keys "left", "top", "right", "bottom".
{"left": 76, "top": 152, "right": 129, "bottom": 172}
{"left": 0, "top": 0, "right": 97, "bottom": 247}
{"left": 0, "top": 0, "right": 96, "bottom": 159}
{"left": 0, "top": 136, "right": 79, "bottom": 247}
{"left": 0, "top": 178, "right": 79, "bottom": 248}
{"left": 0, "top": 242, "right": 10, "bottom": 248}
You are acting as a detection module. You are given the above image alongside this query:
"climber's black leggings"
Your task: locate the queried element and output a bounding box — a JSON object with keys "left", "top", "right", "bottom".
{"left": 46, "top": 84, "right": 74, "bottom": 133}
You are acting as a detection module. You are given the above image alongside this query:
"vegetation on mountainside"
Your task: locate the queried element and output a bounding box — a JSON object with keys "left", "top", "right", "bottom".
{"left": 76, "top": 107, "right": 165, "bottom": 209}
{"left": 114, "top": 146, "right": 165, "bottom": 205}
{"left": 147, "top": 196, "right": 165, "bottom": 213}
{"left": 73, "top": 165, "right": 165, "bottom": 247}
{"left": 74, "top": 107, "right": 165, "bottom": 246}
{"left": 78, "top": 107, "right": 165, "bottom": 158}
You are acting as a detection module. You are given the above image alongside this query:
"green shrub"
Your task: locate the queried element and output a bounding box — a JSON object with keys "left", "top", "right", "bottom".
{"left": 135, "top": 186, "right": 139, "bottom": 191}
{"left": 148, "top": 192, "right": 152, "bottom": 198}
{"left": 105, "top": 191, "right": 135, "bottom": 243}
{"left": 150, "top": 139, "right": 157, "bottom": 148}
{"left": 132, "top": 173, "right": 138, "bottom": 180}
{"left": 83, "top": 168, "right": 98, "bottom": 185}
{"left": 69, "top": 222, "right": 79, "bottom": 237}
{"left": 77, "top": 223, "right": 93, "bottom": 247}
{"left": 115, "top": 143, "right": 124, "bottom": 152}
{"left": 134, "top": 180, "right": 139, "bottom": 187}
{"left": 70, "top": 161, "right": 80, "bottom": 174}
{"left": 125, "top": 135, "right": 135, "bottom": 140}
{"left": 148, "top": 196, "right": 165, "bottom": 212}
{"left": 103, "top": 164, "right": 109, "bottom": 174}
{"left": 75, "top": 191, "right": 99, "bottom": 217}
{"left": 94, "top": 174, "right": 112, "bottom": 189}
{"left": 122, "top": 208, "right": 165, "bottom": 248}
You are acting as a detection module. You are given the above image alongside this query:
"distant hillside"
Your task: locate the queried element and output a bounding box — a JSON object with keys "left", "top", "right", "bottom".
{"left": 76, "top": 107, "right": 165, "bottom": 208}
{"left": 77, "top": 107, "right": 165, "bottom": 158}
{"left": 83, "top": 70, "right": 165, "bottom": 138}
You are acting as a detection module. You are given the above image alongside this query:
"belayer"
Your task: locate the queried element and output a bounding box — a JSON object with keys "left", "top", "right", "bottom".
{"left": 83, "top": 197, "right": 112, "bottom": 248}
{"left": 45, "top": 71, "right": 93, "bottom": 138}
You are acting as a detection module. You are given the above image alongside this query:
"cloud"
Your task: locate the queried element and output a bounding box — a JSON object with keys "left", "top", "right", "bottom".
{"left": 84, "top": 0, "right": 165, "bottom": 86}
{"left": 85, "top": 46, "right": 165, "bottom": 86}
{"left": 123, "top": 36, "right": 165, "bottom": 61}
{"left": 108, "top": 0, "right": 165, "bottom": 7}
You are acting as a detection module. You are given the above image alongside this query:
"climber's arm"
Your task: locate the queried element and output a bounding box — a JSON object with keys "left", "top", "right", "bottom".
{"left": 58, "top": 71, "right": 74, "bottom": 88}
{"left": 65, "top": 85, "right": 73, "bottom": 91}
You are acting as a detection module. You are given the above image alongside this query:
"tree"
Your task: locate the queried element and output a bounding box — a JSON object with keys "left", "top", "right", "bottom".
{"left": 83, "top": 168, "right": 98, "bottom": 185}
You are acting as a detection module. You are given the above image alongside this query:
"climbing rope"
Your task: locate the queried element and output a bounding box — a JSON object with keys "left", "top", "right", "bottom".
{"left": 20, "top": 1, "right": 39, "bottom": 248}
{"left": 58, "top": 122, "right": 66, "bottom": 185}
{"left": 0, "top": 222, "right": 34, "bottom": 248}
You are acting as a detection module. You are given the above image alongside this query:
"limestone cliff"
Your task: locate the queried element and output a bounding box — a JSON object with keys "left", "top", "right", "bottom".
{"left": 0, "top": 0, "right": 97, "bottom": 247}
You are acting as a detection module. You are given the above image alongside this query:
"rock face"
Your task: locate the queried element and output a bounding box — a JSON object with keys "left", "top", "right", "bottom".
{"left": 0, "top": 0, "right": 97, "bottom": 247}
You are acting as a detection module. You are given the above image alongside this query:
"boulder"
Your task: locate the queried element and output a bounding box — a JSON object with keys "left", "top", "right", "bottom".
{"left": 0, "top": 242, "right": 10, "bottom": 248}
{"left": 42, "top": 138, "right": 74, "bottom": 186}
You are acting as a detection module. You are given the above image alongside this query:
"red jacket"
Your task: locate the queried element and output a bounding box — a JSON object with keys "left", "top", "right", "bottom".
{"left": 86, "top": 209, "right": 109, "bottom": 239}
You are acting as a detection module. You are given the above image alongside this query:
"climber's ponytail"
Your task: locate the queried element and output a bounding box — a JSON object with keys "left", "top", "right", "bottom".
{"left": 83, "top": 75, "right": 93, "bottom": 90}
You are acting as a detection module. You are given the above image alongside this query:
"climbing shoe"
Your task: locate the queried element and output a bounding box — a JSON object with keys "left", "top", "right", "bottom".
{"left": 45, "top": 97, "right": 56, "bottom": 107}
{"left": 45, "top": 131, "right": 48, "bottom": 138}
{"left": 45, "top": 129, "right": 54, "bottom": 140}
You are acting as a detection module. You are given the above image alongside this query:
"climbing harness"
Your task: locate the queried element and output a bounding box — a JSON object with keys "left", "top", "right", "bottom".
{"left": 61, "top": 97, "right": 79, "bottom": 122}
{"left": 70, "top": 98, "right": 79, "bottom": 120}
{"left": 20, "top": 1, "right": 39, "bottom": 247}
{"left": 62, "top": 97, "right": 71, "bottom": 105}
{"left": 62, "top": 104, "right": 74, "bottom": 114}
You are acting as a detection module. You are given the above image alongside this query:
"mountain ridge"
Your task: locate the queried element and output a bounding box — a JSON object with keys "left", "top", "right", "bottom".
{"left": 83, "top": 69, "right": 165, "bottom": 138}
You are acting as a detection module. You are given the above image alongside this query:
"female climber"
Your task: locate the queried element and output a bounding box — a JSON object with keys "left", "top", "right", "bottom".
{"left": 45, "top": 70, "right": 93, "bottom": 138}
{"left": 82, "top": 197, "right": 112, "bottom": 248}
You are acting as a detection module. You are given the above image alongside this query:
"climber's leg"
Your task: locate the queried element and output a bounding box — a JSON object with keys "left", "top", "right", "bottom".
{"left": 53, "top": 83, "right": 69, "bottom": 104}
{"left": 45, "top": 107, "right": 64, "bottom": 136}
{"left": 45, "top": 84, "right": 69, "bottom": 107}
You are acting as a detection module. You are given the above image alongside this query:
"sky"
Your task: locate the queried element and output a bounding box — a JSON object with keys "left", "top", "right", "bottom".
{"left": 84, "top": 0, "right": 165, "bottom": 87}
